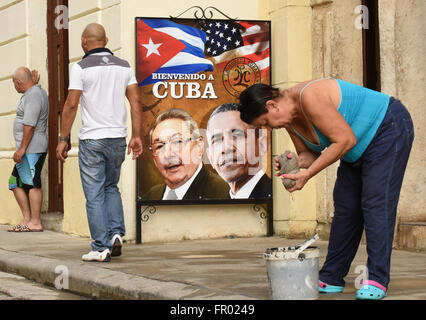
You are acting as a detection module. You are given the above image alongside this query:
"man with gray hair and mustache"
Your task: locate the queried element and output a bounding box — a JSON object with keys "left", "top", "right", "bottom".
{"left": 143, "top": 108, "right": 229, "bottom": 200}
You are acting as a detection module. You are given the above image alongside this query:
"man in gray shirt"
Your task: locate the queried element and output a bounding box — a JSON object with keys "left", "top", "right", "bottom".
{"left": 8, "top": 67, "right": 49, "bottom": 233}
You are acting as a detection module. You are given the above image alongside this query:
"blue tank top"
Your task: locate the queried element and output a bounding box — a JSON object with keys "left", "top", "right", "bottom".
{"left": 293, "top": 79, "right": 390, "bottom": 163}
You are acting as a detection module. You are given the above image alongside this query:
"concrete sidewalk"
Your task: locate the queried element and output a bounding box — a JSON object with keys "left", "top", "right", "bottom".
{"left": 0, "top": 224, "right": 425, "bottom": 300}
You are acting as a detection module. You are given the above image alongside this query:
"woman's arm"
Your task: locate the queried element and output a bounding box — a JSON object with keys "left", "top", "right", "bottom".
{"left": 274, "top": 129, "right": 319, "bottom": 176}
{"left": 283, "top": 82, "right": 357, "bottom": 192}
{"left": 302, "top": 84, "right": 356, "bottom": 174}
{"left": 287, "top": 129, "right": 321, "bottom": 169}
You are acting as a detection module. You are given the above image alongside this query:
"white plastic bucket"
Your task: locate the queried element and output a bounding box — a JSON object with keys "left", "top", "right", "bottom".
{"left": 264, "top": 236, "right": 320, "bottom": 300}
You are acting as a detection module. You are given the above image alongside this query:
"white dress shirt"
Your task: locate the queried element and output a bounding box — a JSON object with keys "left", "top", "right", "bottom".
{"left": 162, "top": 163, "right": 203, "bottom": 200}
{"left": 229, "top": 170, "right": 265, "bottom": 199}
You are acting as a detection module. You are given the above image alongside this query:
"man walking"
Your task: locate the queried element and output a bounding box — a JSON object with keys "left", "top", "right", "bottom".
{"left": 56, "top": 23, "right": 143, "bottom": 262}
{"left": 8, "top": 67, "right": 48, "bottom": 233}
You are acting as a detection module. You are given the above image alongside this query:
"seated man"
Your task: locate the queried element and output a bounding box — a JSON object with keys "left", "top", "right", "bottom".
{"left": 206, "top": 103, "right": 271, "bottom": 199}
{"left": 143, "top": 108, "right": 229, "bottom": 200}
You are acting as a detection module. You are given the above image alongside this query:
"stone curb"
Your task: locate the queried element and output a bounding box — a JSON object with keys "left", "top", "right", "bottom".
{"left": 0, "top": 249, "right": 257, "bottom": 300}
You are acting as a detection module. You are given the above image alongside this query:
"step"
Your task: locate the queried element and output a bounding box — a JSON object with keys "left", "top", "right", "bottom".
{"left": 396, "top": 222, "right": 426, "bottom": 252}
{"left": 0, "top": 271, "right": 88, "bottom": 300}
{"left": 0, "top": 249, "right": 254, "bottom": 300}
{"left": 41, "top": 212, "right": 63, "bottom": 233}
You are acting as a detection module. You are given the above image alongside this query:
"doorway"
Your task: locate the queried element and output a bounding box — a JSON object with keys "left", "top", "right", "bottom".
{"left": 46, "top": 0, "right": 69, "bottom": 215}
{"left": 362, "top": 0, "right": 381, "bottom": 90}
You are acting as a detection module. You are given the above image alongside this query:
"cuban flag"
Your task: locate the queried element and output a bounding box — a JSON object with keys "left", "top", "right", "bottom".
{"left": 137, "top": 18, "right": 214, "bottom": 86}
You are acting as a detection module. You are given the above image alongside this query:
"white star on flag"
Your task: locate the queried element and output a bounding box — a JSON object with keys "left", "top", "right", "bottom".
{"left": 142, "top": 37, "right": 162, "bottom": 58}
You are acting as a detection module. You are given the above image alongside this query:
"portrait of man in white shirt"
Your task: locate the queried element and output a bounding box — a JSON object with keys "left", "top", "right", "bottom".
{"left": 206, "top": 103, "right": 272, "bottom": 199}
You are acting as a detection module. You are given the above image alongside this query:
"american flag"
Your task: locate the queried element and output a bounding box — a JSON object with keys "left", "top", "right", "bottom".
{"left": 201, "top": 20, "right": 270, "bottom": 78}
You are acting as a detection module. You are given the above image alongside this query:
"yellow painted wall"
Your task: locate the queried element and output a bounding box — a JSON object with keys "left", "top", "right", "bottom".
{"left": 310, "top": 0, "right": 364, "bottom": 238}
{"left": 61, "top": 154, "right": 90, "bottom": 237}
{"left": 61, "top": 0, "right": 272, "bottom": 243}
{"left": 63, "top": 0, "right": 122, "bottom": 237}
{"left": 0, "top": 157, "right": 21, "bottom": 224}
{"left": 0, "top": 0, "right": 315, "bottom": 241}
{"left": 119, "top": 0, "right": 271, "bottom": 242}
{"left": 267, "top": 0, "right": 318, "bottom": 237}
{"left": 0, "top": 0, "right": 327, "bottom": 241}
{"left": 1, "top": 0, "right": 423, "bottom": 247}
{"left": 0, "top": 0, "right": 49, "bottom": 225}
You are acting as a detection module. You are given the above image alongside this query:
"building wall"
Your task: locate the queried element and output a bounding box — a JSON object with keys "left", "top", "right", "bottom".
{"left": 267, "top": 0, "right": 317, "bottom": 238}
{"left": 264, "top": 0, "right": 363, "bottom": 238}
{"left": 0, "top": 0, "right": 304, "bottom": 242}
{"left": 388, "top": 0, "right": 426, "bottom": 223}
{"left": 62, "top": 0, "right": 122, "bottom": 237}
{"left": 0, "top": 0, "right": 48, "bottom": 225}
{"left": 62, "top": 0, "right": 270, "bottom": 242}
{"left": 121, "top": 0, "right": 269, "bottom": 242}
{"left": 268, "top": 0, "right": 426, "bottom": 245}
{"left": 379, "top": 0, "right": 426, "bottom": 250}
{"left": 1, "top": 0, "right": 423, "bottom": 247}
{"left": 310, "top": 0, "right": 364, "bottom": 238}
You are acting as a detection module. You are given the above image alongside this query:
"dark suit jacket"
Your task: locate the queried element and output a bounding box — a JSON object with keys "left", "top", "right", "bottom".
{"left": 142, "top": 165, "right": 230, "bottom": 200}
{"left": 249, "top": 173, "right": 272, "bottom": 199}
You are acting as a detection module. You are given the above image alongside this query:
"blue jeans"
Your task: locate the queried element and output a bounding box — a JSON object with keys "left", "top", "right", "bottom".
{"left": 319, "top": 97, "right": 414, "bottom": 290}
{"left": 79, "top": 138, "right": 127, "bottom": 251}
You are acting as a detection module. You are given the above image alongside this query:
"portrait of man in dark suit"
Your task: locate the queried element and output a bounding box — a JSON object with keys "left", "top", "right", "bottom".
{"left": 206, "top": 103, "right": 272, "bottom": 199}
{"left": 143, "top": 108, "right": 229, "bottom": 200}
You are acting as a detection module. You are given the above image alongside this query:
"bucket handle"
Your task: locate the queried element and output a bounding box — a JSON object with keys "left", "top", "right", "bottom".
{"left": 293, "top": 234, "right": 319, "bottom": 259}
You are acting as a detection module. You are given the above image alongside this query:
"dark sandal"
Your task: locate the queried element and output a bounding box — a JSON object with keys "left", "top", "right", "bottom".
{"left": 7, "top": 224, "right": 23, "bottom": 232}
{"left": 14, "top": 225, "right": 44, "bottom": 233}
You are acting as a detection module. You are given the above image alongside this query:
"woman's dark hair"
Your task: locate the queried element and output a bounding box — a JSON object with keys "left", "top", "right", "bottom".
{"left": 238, "top": 84, "right": 280, "bottom": 124}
